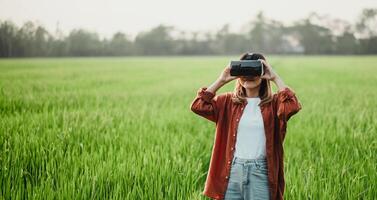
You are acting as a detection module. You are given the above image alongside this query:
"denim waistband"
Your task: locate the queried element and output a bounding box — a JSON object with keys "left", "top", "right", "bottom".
{"left": 232, "top": 156, "right": 267, "bottom": 165}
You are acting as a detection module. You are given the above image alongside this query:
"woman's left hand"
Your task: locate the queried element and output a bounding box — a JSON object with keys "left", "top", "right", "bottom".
{"left": 258, "top": 59, "right": 278, "bottom": 81}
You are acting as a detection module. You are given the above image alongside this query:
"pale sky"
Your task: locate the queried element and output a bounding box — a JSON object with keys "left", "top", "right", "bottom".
{"left": 0, "top": 0, "right": 376, "bottom": 39}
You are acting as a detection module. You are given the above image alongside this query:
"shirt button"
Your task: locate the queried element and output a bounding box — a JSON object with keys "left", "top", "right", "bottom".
{"left": 228, "top": 160, "right": 231, "bottom": 164}
{"left": 236, "top": 118, "right": 239, "bottom": 121}
{"left": 233, "top": 134, "right": 236, "bottom": 137}
{"left": 231, "top": 147, "right": 234, "bottom": 150}
{"left": 225, "top": 176, "right": 229, "bottom": 179}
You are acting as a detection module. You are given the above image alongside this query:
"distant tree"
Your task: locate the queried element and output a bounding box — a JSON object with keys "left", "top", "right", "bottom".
{"left": 290, "top": 13, "right": 335, "bottom": 54}
{"left": 214, "top": 24, "right": 249, "bottom": 54}
{"left": 356, "top": 8, "right": 377, "bottom": 54}
{"left": 107, "top": 32, "right": 134, "bottom": 56}
{"left": 246, "top": 12, "right": 291, "bottom": 54}
{"left": 134, "top": 25, "right": 175, "bottom": 55}
{"left": 0, "top": 21, "right": 17, "bottom": 57}
{"left": 34, "top": 26, "right": 49, "bottom": 56}
{"left": 356, "top": 9, "right": 377, "bottom": 38}
{"left": 17, "top": 21, "right": 38, "bottom": 56}
{"left": 264, "top": 19, "right": 289, "bottom": 54}
{"left": 172, "top": 31, "right": 216, "bottom": 55}
{"left": 248, "top": 12, "right": 268, "bottom": 52}
{"left": 335, "top": 31, "right": 358, "bottom": 54}
{"left": 47, "top": 37, "right": 68, "bottom": 57}
{"left": 67, "top": 29, "right": 102, "bottom": 56}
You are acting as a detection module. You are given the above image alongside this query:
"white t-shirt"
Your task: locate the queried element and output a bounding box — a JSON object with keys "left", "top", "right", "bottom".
{"left": 234, "top": 97, "right": 266, "bottom": 159}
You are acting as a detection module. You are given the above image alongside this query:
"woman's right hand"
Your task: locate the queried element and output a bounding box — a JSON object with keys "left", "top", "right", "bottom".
{"left": 218, "top": 64, "right": 238, "bottom": 84}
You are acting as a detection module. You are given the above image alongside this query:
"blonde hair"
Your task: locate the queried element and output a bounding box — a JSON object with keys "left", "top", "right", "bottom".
{"left": 230, "top": 52, "right": 273, "bottom": 106}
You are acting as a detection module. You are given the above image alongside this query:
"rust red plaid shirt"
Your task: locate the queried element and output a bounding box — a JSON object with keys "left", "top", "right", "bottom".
{"left": 190, "top": 86, "right": 302, "bottom": 200}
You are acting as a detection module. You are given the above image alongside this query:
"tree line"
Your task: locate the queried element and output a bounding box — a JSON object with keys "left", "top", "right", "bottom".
{"left": 0, "top": 9, "right": 376, "bottom": 57}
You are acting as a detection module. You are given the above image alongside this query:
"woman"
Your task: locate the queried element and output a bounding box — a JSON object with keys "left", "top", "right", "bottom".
{"left": 190, "top": 52, "right": 302, "bottom": 200}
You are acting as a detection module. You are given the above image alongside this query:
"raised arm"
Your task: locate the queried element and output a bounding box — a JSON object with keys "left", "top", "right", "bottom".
{"left": 190, "top": 85, "right": 223, "bottom": 123}
{"left": 259, "top": 59, "right": 302, "bottom": 122}
{"left": 190, "top": 65, "right": 237, "bottom": 123}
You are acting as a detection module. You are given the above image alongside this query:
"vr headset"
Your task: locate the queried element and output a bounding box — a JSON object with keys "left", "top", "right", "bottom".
{"left": 229, "top": 53, "right": 264, "bottom": 77}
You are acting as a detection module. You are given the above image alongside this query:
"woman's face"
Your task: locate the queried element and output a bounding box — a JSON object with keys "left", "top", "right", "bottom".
{"left": 239, "top": 76, "right": 262, "bottom": 89}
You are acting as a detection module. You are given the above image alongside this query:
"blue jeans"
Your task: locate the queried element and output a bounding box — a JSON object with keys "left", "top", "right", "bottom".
{"left": 224, "top": 156, "right": 270, "bottom": 200}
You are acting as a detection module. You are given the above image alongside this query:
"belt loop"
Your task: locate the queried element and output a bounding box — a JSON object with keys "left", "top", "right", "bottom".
{"left": 255, "top": 159, "right": 260, "bottom": 169}
{"left": 232, "top": 156, "right": 237, "bottom": 165}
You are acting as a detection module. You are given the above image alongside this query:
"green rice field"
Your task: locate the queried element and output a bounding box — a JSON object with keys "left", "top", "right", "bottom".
{"left": 0, "top": 56, "right": 376, "bottom": 199}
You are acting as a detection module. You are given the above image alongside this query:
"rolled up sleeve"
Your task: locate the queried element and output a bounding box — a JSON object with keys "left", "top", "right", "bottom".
{"left": 190, "top": 87, "right": 222, "bottom": 123}
{"left": 276, "top": 87, "right": 302, "bottom": 122}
